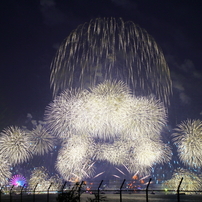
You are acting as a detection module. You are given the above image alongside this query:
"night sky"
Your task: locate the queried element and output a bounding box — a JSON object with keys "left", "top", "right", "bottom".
{"left": 1, "top": 0, "right": 202, "bottom": 129}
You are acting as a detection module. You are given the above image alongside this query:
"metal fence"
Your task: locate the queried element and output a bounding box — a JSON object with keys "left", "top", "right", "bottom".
{"left": 1, "top": 178, "right": 202, "bottom": 202}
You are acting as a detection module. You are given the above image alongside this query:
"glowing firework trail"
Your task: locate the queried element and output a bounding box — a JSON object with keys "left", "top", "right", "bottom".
{"left": 139, "top": 175, "right": 150, "bottom": 181}
{"left": 115, "top": 167, "right": 126, "bottom": 176}
{"left": 29, "top": 124, "right": 57, "bottom": 155}
{"left": 93, "top": 171, "right": 105, "bottom": 179}
{"left": 172, "top": 119, "right": 202, "bottom": 167}
{"left": 0, "top": 126, "right": 32, "bottom": 165}
{"left": 112, "top": 175, "right": 121, "bottom": 179}
{"left": 50, "top": 17, "right": 172, "bottom": 106}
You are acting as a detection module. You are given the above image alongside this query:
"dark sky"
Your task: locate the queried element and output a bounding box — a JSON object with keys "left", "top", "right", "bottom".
{"left": 1, "top": 0, "right": 202, "bottom": 128}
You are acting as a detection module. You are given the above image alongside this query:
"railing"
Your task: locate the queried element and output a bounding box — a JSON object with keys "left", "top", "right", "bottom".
{"left": 1, "top": 178, "right": 202, "bottom": 202}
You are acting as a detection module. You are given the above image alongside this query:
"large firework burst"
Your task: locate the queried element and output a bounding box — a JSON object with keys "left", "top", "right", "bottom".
{"left": 45, "top": 80, "right": 167, "bottom": 141}
{"left": 0, "top": 126, "right": 32, "bottom": 165}
{"left": 126, "top": 138, "right": 172, "bottom": 170}
{"left": 172, "top": 119, "right": 202, "bottom": 167}
{"left": 163, "top": 168, "right": 202, "bottom": 191}
{"left": 45, "top": 80, "right": 170, "bottom": 179}
{"left": 96, "top": 138, "right": 171, "bottom": 175}
{"left": 55, "top": 135, "right": 96, "bottom": 181}
{"left": 50, "top": 18, "right": 172, "bottom": 106}
{"left": 29, "top": 124, "right": 57, "bottom": 155}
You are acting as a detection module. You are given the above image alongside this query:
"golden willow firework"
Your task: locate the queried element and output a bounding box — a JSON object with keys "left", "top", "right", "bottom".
{"left": 163, "top": 168, "right": 202, "bottom": 191}
{"left": 172, "top": 119, "right": 202, "bottom": 167}
{"left": 45, "top": 80, "right": 167, "bottom": 140}
{"left": 29, "top": 124, "right": 57, "bottom": 156}
{"left": 0, "top": 126, "right": 32, "bottom": 165}
{"left": 50, "top": 18, "right": 172, "bottom": 106}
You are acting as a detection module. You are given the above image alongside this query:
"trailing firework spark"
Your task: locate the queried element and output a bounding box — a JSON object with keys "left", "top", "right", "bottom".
{"left": 172, "top": 119, "right": 202, "bottom": 167}
{"left": 45, "top": 80, "right": 167, "bottom": 140}
{"left": 55, "top": 134, "right": 96, "bottom": 181}
{"left": 50, "top": 18, "right": 172, "bottom": 106}
{"left": 163, "top": 168, "right": 202, "bottom": 192}
{"left": 0, "top": 154, "right": 11, "bottom": 185}
{"left": 0, "top": 126, "right": 32, "bottom": 165}
{"left": 29, "top": 124, "right": 57, "bottom": 155}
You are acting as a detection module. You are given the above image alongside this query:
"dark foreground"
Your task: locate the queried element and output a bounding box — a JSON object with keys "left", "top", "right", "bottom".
{"left": 2, "top": 193, "right": 202, "bottom": 202}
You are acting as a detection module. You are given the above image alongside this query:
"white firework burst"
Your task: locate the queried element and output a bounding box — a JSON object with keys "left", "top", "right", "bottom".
{"left": 0, "top": 126, "right": 32, "bottom": 165}
{"left": 125, "top": 138, "right": 172, "bottom": 172}
{"left": 45, "top": 80, "right": 168, "bottom": 176}
{"left": 45, "top": 89, "right": 90, "bottom": 138}
{"left": 29, "top": 124, "right": 57, "bottom": 155}
{"left": 96, "top": 139, "right": 128, "bottom": 165}
{"left": 45, "top": 80, "right": 167, "bottom": 141}
{"left": 55, "top": 134, "right": 96, "bottom": 181}
{"left": 163, "top": 168, "right": 202, "bottom": 191}
{"left": 172, "top": 119, "right": 202, "bottom": 167}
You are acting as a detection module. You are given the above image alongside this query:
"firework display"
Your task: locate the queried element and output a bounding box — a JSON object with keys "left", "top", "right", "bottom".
{"left": 0, "top": 126, "right": 33, "bottom": 165}
{"left": 55, "top": 135, "right": 96, "bottom": 181}
{"left": 163, "top": 168, "right": 202, "bottom": 191}
{"left": 46, "top": 18, "right": 173, "bottom": 182}
{"left": 29, "top": 124, "right": 57, "bottom": 155}
{"left": 50, "top": 18, "right": 172, "bottom": 106}
{"left": 96, "top": 138, "right": 172, "bottom": 175}
{"left": 172, "top": 119, "right": 202, "bottom": 167}
{"left": 1, "top": 16, "right": 195, "bottom": 191}
{"left": 28, "top": 166, "right": 62, "bottom": 192}
{"left": 45, "top": 80, "right": 171, "bottom": 179}
{"left": 45, "top": 80, "right": 167, "bottom": 140}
